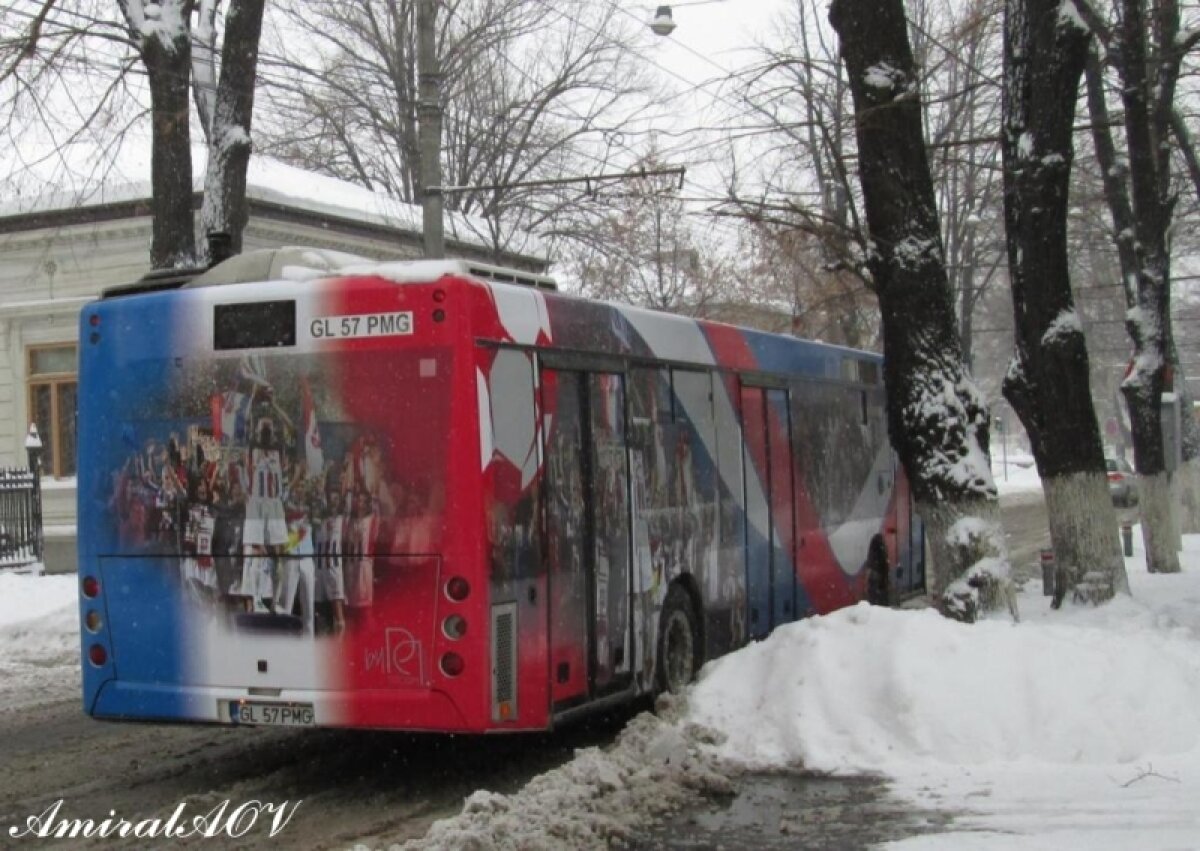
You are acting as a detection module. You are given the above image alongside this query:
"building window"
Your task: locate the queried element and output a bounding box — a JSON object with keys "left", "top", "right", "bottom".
{"left": 28, "top": 344, "right": 77, "bottom": 478}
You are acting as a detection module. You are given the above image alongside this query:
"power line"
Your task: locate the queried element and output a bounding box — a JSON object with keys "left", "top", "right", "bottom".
{"left": 437, "top": 165, "right": 685, "bottom": 194}
{"left": 531, "top": 0, "right": 748, "bottom": 120}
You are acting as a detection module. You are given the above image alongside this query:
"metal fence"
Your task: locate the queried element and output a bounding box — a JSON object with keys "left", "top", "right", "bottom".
{"left": 0, "top": 466, "right": 42, "bottom": 571}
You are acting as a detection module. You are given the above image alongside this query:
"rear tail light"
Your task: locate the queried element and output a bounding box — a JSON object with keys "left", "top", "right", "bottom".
{"left": 446, "top": 577, "right": 470, "bottom": 601}
{"left": 440, "top": 652, "right": 465, "bottom": 677}
{"left": 82, "top": 576, "right": 100, "bottom": 598}
{"left": 442, "top": 614, "right": 467, "bottom": 640}
{"left": 1108, "top": 472, "right": 1122, "bottom": 482}
{"left": 88, "top": 644, "right": 107, "bottom": 666}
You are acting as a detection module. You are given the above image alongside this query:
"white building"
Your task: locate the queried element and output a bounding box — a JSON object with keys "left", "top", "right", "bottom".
{"left": 0, "top": 158, "right": 546, "bottom": 572}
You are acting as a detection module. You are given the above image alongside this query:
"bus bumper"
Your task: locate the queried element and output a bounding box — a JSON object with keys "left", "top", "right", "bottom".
{"left": 88, "top": 680, "right": 474, "bottom": 731}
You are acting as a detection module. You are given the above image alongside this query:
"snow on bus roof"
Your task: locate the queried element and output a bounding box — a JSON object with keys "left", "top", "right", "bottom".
{"left": 186, "top": 247, "right": 557, "bottom": 291}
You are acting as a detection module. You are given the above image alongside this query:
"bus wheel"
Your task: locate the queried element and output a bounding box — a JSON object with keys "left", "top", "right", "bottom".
{"left": 657, "top": 584, "right": 700, "bottom": 694}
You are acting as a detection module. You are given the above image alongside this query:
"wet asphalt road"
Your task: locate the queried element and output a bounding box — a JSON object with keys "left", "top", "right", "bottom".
{"left": 631, "top": 771, "right": 957, "bottom": 850}
{"left": 0, "top": 696, "right": 634, "bottom": 849}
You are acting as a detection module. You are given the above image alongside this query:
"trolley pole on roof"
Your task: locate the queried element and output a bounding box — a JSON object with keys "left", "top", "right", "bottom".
{"left": 418, "top": 0, "right": 445, "bottom": 258}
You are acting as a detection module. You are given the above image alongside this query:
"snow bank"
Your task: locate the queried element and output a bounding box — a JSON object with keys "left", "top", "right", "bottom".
{"left": 392, "top": 706, "right": 736, "bottom": 850}
{"left": 685, "top": 529, "right": 1200, "bottom": 848}
{"left": 0, "top": 573, "right": 80, "bottom": 710}
{"left": 688, "top": 602, "right": 1200, "bottom": 772}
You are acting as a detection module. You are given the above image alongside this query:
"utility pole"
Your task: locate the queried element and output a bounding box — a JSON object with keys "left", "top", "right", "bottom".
{"left": 959, "top": 215, "right": 978, "bottom": 373}
{"left": 418, "top": 0, "right": 444, "bottom": 258}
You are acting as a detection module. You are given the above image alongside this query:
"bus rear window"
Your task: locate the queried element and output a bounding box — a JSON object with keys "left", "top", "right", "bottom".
{"left": 214, "top": 301, "right": 296, "bottom": 350}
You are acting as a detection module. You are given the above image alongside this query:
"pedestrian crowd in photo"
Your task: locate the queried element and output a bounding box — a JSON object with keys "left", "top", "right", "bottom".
{"left": 108, "top": 360, "right": 439, "bottom": 638}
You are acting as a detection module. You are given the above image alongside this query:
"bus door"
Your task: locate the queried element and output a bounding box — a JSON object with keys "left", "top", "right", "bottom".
{"left": 740, "top": 383, "right": 796, "bottom": 637}
{"left": 891, "top": 461, "right": 914, "bottom": 595}
{"left": 892, "top": 466, "right": 926, "bottom": 596}
{"left": 541, "top": 364, "right": 633, "bottom": 710}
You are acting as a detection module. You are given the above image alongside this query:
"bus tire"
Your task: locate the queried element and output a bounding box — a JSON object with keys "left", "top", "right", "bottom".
{"left": 867, "top": 535, "right": 890, "bottom": 606}
{"left": 656, "top": 583, "right": 701, "bottom": 695}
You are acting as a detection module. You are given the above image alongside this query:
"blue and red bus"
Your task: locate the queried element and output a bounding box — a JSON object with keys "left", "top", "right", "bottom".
{"left": 77, "top": 248, "right": 923, "bottom": 732}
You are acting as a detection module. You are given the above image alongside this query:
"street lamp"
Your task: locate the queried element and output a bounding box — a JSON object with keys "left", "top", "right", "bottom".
{"left": 650, "top": 6, "right": 676, "bottom": 36}
{"left": 648, "top": 1, "right": 726, "bottom": 37}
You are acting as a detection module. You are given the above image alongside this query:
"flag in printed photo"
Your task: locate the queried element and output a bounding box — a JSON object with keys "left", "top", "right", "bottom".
{"left": 239, "top": 353, "right": 271, "bottom": 389}
{"left": 212, "top": 391, "right": 252, "bottom": 443}
{"left": 302, "top": 377, "right": 324, "bottom": 476}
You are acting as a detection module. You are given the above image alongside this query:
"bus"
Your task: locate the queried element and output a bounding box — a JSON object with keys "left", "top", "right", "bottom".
{"left": 77, "top": 248, "right": 923, "bottom": 732}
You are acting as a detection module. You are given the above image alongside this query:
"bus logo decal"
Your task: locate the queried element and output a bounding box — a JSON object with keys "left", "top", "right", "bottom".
{"left": 364, "top": 627, "right": 423, "bottom": 681}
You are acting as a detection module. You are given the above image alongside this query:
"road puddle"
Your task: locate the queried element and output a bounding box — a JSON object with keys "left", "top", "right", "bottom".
{"left": 634, "top": 770, "right": 955, "bottom": 849}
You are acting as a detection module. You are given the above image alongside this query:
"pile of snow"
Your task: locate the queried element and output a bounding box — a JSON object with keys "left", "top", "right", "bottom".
{"left": 391, "top": 706, "right": 735, "bottom": 850}
{"left": 0, "top": 572, "right": 80, "bottom": 711}
{"left": 691, "top": 599, "right": 1200, "bottom": 773}
{"left": 687, "top": 530, "right": 1200, "bottom": 848}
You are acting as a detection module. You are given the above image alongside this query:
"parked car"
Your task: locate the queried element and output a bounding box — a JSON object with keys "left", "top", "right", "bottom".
{"left": 1106, "top": 458, "right": 1138, "bottom": 507}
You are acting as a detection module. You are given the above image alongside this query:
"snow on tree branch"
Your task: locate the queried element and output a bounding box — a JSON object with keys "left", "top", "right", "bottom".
{"left": 1057, "top": 0, "right": 1088, "bottom": 34}
{"left": 138, "top": 0, "right": 188, "bottom": 50}
{"left": 905, "top": 372, "right": 995, "bottom": 498}
{"left": 191, "top": 0, "right": 218, "bottom": 139}
{"left": 1039, "top": 308, "right": 1083, "bottom": 346}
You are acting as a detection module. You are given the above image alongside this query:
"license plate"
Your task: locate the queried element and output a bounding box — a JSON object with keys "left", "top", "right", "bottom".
{"left": 308, "top": 311, "right": 413, "bottom": 340}
{"left": 223, "top": 700, "right": 315, "bottom": 727}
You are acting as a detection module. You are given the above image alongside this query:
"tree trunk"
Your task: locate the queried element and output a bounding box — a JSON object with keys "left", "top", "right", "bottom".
{"left": 1080, "top": 14, "right": 1180, "bottom": 571}
{"left": 142, "top": 25, "right": 197, "bottom": 268}
{"left": 1174, "top": 453, "right": 1200, "bottom": 535}
{"left": 1168, "top": 354, "right": 1200, "bottom": 534}
{"left": 199, "top": 0, "right": 266, "bottom": 259}
{"left": 1000, "top": 0, "right": 1127, "bottom": 602}
{"left": 829, "top": 0, "right": 1012, "bottom": 620}
{"left": 1112, "top": 0, "right": 1180, "bottom": 573}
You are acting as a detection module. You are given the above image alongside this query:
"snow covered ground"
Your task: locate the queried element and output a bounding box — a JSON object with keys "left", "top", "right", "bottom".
{"left": 4, "top": 506, "right": 1200, "bottom": 848}
{"left": 0, "top": 571, "right": 79, "bottom": 711}
{"left": 991, "top": 449, "right": 1042, "bottom": 497}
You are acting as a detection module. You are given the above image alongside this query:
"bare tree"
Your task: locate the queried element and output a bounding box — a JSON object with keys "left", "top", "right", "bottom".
{"left": 742, "top": 223, "right": 880, "bottom": 348}
{"left": 0, "top": 0, "right": 268, "bottom": 267}
{"left": 256, "top": 0, "right": 653, "bottom": 260}
{"left": 567, "top": 150, "right": 723, "bottom": 312}
{"left": 722, "top": 0, "right": 1008, "bottom": 370}
{"left": 829, "top": 0, "right": 1012, "bottom": 620}
{"left": 922, "top": 0, "right": 1007, "bottom": 372}
{"left": 118, "top": 0, "right": 196, "bottom": 267}
{"left": 194, "top": 0, "right": 267, "bottom": 258}
{"left": 716, "top": 0, "right": 876, "bottom": 342}
{"left": 1000, "top": 0, "right": 1128, "bottom": 603}
{"left": 1076, "top": 0, "right": 1200, "bottom": 570}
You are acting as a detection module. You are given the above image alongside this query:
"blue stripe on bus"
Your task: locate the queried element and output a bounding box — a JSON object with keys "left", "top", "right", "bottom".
{"left": 79, "top": 295, "right": 191, "bottom": 715}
